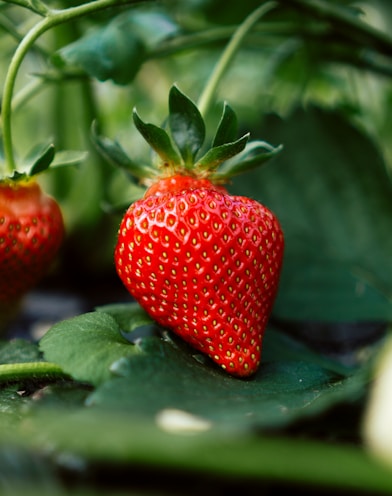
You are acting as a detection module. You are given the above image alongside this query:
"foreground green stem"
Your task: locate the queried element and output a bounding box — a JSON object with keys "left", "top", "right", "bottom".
{"left": 197, "top": 1, "right": 277, "bottom": 117}
{"left": 1, "top": 0, "right": 139, "bottom": 175}
{"left": 0, "top": 362, "right": 68, "bottom": 382}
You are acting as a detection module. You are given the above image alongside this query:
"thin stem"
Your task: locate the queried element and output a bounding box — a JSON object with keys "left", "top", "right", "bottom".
{"left": 1, "top": 0, "right": 140, "bottom": 175}
{"left": 197, "top": 1, "right": 277, "bottom": 117}
{"left": 0, "top": 361, "right": 68, "bottom": 383}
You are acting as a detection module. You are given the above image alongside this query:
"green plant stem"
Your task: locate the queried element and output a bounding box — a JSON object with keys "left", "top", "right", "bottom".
{"left": 1, "top": 0, "right": 139, "bottom": 176}
{"left": 197, "top": 1, "right": 277, "bottom": 117}
{"left": 0, "top": 362, "right": 68, "bottom": 382}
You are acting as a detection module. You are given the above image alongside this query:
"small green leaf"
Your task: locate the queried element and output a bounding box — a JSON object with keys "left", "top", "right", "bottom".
{"left": 214, "top": 141, "right": 282, "bottom": 180}
{"left": 39, "top": 312, "right": 140, "bottom": 386}
{"left": 92, "top": 121, "right": 156, "bottom": 179}
{"left": 133, "top": 109, "right": 182, "bottom": 166}
{"left": 28, "top": 144, "right": 55, "bottom": 176}
{"left": 212, "top": 102, "right": 238, "bottom": 147}
{"left": 196, "top": 133, "right": 249, "bottom": 171}
{"left": 169, "top": 85, "right": 205, "bottom": 166}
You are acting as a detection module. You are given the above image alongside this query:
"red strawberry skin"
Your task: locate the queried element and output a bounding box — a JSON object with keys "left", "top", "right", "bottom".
{"left": 0, "top": 180, "right": 64, "bottom": 305}
{"left": 115, "top": 179, "right": 284, "bottom": 377}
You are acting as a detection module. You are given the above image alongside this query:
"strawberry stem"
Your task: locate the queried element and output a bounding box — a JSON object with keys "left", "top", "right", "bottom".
{"left": 0, "top": 361, "right": 68, "bottom": 383}
{"left": 0, "top": 0, "right": 139, "bottom": 176}
{"left": 197, "top": 1, "right": 278, "bottom": 118}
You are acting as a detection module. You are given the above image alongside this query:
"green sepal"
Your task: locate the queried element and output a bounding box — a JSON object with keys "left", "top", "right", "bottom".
{"left": 91, "top": 121, "right": 156, "bottom": 180}
{"left": 6, "top": 170, "right": 28, "bottom": 182}
{"left": 213, "top": 141, "right": 283, "bottom": 180}
{"left": 196, "top": 133, "right": 249, "bottom": 172}
{"left": 212, "top": 102, "right": 238, "bottom": 147}
{"left": 133, "top": 109, "right": 183, "bottom": 167}
{"left": 92, "top": 85, "right": 280, "bottom": 185}
{"left": 28, "top": 144, "right": 87, "bottom": 175}
{"left": 50, "top": 150, "right": 88, "bottom": 169}
{"left": 28, "top": 143, "right": 55, "bottom": 176}
{"left": 3, "top": 144, "right": 86, "bottom": 183}
{"left": 168, "top": 85, "right": 205, "bottom": 167}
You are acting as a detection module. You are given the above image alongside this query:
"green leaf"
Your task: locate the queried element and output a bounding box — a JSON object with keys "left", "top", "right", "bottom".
{"left": 274, "top": 251, "right": 392, "bottom": 322}
{"left": 214, "top": 140, "right": 283, "bottom": 180}
{"left": 39, "top": 303, "right": 369, "bottom": 430}
{"left": 91, "top": 121, "right": 156, "bottom": 179}
{"left": 133, "top": 109, "right": 183, "bottom": 166}
{"left": 0, "top": 339, "right": 42, "bottom": 364}
{"left": 0, "top": 308, "right": 385, "bottom": 494}
{"left": 88, "top": 327, "right": 366, "bottom": 429}
{"left": 55, "top": 15, "right": 147, "bottom": 85}
{"left": 120, "top": 8, "right": 179, "bottom": 48}
{"left": 231, "top": 105, "right": 392, "bottom": 322}
{"left": 39, "top": 312, "right": 141, "bottom": 386}
{"left": 196, "top": 133, "right": 249, "bottom": 171}
{"left": 212, "top": 102, "right": 238, "bottom": 147}
{"left": 168, "top": 85, "right": 205, "bottom": 166}
{"left": 5, "top": 410, "right": 392, "bottom": 495}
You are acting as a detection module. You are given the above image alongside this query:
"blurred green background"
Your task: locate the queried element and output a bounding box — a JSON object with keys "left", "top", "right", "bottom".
{"left": 1, "top": 1, "right": 392, "bottom": 494}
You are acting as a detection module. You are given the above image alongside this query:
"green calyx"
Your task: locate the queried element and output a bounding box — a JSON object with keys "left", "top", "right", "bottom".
{"left": 0, "top": 141, "right": 88, "bottom": 183}
{"left": 92, "top": 84, "right": 282, "bottom": 185}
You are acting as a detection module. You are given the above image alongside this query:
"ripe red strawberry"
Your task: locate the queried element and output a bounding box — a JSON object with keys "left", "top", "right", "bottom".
{"left": 115, "top": 177, "right": 283, "bottom": 377}
{"left": 107, "top": 86, "right": 284, "bottom": 377}
{"left": 0, "top": 180, "right": 64, "bottom": 311}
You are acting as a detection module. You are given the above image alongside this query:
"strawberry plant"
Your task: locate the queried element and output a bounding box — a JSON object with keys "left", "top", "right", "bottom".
{"left": 0, "top": 1, "right": 392, "bottom": 495}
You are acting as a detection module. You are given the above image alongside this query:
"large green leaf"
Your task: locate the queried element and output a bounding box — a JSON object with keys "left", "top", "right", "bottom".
{"left": 4, "top": 410, "right": 392, "bottom": 495}
{"left": 87, "top": 328, "right": 366, "bottom": 429}
{"left": 40, "top": 303, "right": 369, "bottom": 430}
{"left": 231, "top": 105, "right": 392, "bottom": 322}
{"left": 274, "top": 253, "right": 392, "bottom": 322}
{"left": 55, "top": 13, "right": 147, "bottom": 84}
